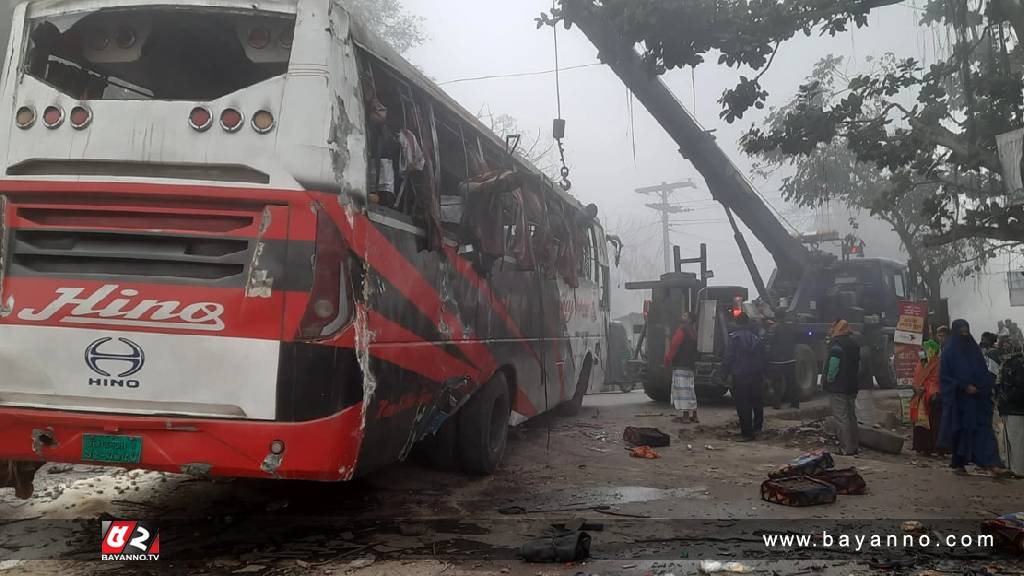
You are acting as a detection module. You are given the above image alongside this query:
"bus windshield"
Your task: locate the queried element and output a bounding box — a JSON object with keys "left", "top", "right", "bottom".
{"left": 23, "top": 7, "right": 295, "bottom": 101}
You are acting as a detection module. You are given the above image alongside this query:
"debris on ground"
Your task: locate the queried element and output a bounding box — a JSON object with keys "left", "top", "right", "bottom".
{"left": 345, "top": 556, "right": 376, "bottom": 571}
{"left": 761, "top": 475, "right": 837, "bottom": 507}
{"left": 981, "top": 512, "right": 1024, "bottom": 555}
{"left": 768, "top": 449, "right": 834, "bottom": 479}
{"left": 624, "top": 426, "right": 671, "bottom": 447}
{"left": 814, "top": 467, "right": 867, "bottom": 495}
{"left": 520, "top": 526, "right": 592, "bottom": 563}
{"left": 902, "top": 520, "right": 926, "bottom": 534}
{"left": 629, "top": 446, "right": 661, "bottom": 459}
{"left": 700, "top": 560, "right": 750, "bottom": 573}
{"left": 704, "top": 444, "right": 717, "bottom": 451}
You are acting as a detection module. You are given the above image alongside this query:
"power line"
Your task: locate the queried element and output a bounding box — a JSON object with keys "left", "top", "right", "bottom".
{"left": 438, "top": 63, "right": 603, "bottom": 86}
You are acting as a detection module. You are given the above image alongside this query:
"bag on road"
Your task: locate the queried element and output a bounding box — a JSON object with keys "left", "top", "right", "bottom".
{"left": 623, "top": 427, "right": 670, "bottom": 448}
{"left": 813, "top": 467, "right": 867, "bottom": 495}
{"left": 761, "top": 476, "right": 837, "bottom": 507}
{"left": 671, "top": 369, "right": 697, "bottom": 411}
{"left": 768, "top": 449, "right": 835, "bottom": 479}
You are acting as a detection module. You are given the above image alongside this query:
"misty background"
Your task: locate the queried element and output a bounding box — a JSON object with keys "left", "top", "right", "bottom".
{"left": 400, "top": 0, "right": 1023, "bottom": 331}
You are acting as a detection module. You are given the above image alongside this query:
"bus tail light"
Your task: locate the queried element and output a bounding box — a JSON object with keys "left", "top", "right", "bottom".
{"left": 42, "top": 106, "right": 64, "bottom": 129}
{"left": 69, "top": 106, "right": 92, "bottom": 129}
{"left": 189, "top": 107, "right": 212, "bottom": 131}
{"left": 298, "top": 206, "right": 353, "bottom": 340}
{"left": 247, "top": 27, "right": 271, "bottom": 49}
{"left": 221, "top": 108, "right": 244, "bottom": 132}
{"left": 15, "top": 107, "right": 35, "bottom": 129}
{"left": 252, "top": 110, "right": 275, "bottom": 134}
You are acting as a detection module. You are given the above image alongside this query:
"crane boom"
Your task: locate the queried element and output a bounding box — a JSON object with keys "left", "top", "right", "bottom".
{"left": 561, "top": 0, "right": 811, "bottom": 287}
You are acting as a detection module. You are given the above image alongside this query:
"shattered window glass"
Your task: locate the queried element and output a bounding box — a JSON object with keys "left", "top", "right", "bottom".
{"left": 23, "top": 8, "right": 295, "bottom": 101}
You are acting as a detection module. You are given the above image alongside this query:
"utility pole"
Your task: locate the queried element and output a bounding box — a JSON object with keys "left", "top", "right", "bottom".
{"left": 636, "top": 180, "right": 697, "bottom": 272}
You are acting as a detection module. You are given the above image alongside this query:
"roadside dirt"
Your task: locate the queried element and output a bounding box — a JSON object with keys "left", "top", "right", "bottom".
{"left": 1, "top": 391, "right": 1021, "bottom": 575}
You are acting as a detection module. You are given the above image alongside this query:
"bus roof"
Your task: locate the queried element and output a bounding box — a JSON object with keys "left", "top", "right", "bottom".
{"left": 23, "top": 0, "right": 297, "bottom": 19}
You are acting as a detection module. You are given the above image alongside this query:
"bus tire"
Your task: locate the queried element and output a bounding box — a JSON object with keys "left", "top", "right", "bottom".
{"left": 873, "top": 336, "right": 897, "bottom": 389}
{"left": 644, "top": 370, "right": 671, "bottom": 403}
{"left": 420, "top": 415, "right": 460, "bottom": 471}
{"left": 458, "top": 372, "right": 511, "bottom": 476}
{"left": 795, "top": 344, "right": 818, "bottom": 401}
{"left": 556, "top": 357, "right": 593, "bottom": 417}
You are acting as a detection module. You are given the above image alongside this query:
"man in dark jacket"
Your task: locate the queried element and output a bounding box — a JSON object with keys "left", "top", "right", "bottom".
{"left": 997, "top": 341, "right": 1024, "bottom": 475}
{"left": 724, "top": 314, "right": 767, "bottom": 441}
{"left": 826, "top": 319, "right": 861, "bottom": 455}
{"left": 768, "top": 309, "right": 799, "bottom": 410}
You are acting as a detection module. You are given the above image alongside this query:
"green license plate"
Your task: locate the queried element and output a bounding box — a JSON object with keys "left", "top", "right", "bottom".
{"left": 81, "top": 434, "right": 142, "bottom": 464}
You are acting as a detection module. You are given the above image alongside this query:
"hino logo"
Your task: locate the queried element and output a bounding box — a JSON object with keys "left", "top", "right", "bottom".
{"left": 85, "top": 337, "right": 145, "bottom": 389}
{"left": 17, "top": 285, "right": 225, "bottom": 332}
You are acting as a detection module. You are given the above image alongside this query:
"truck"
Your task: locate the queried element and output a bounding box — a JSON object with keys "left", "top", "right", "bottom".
{"left": 560, "top": 0, "right": 912, "bottom": 402}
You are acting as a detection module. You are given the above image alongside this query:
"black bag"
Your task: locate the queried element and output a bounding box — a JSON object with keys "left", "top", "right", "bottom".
{"left": 623, "top": 427, "right": 670, "bottom": 447}
{"left": 761, "top": 476, "right": 837, "bottom": 507}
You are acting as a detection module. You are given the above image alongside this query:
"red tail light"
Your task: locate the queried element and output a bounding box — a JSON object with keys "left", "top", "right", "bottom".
{"left": 247, "top": 27, "right": 271, "bottom": 49}
{"left": 221, "top": 108, "right": 243, "bottom": 132}
{"left": 42, "top": 106, "right": 63, "bottom": 129}
{"left": 731, "top": 307, "right": 742, "bottom": 319}
{"left": 189, "top": 107, "right": 212, "bottom": 131}
{"left": 298, "top": 205, "right": 353, "bottom": 340}
{"left": 69, "top": 106, "right": 92, "bottom": 129}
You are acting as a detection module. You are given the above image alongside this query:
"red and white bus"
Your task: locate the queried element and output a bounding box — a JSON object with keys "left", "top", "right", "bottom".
{"left": 0, "top": 0, "right": 613, "bottom": 491}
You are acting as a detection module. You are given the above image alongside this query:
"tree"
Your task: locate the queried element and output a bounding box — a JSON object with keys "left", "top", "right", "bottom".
{"left": 343, "top": 0, "right": 425, "bottom": 54}
{"left": 752, "top": 57, "right": 995, "bottom": 309}
{"left": 478, "top": 107, "right": 557, "bottom": 176}
{"left": 545, "top": 0, "right": 1024, "bottom": 244}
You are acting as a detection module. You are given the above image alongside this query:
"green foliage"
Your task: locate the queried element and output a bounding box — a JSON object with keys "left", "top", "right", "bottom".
{"left": 546, "top": 0, "right": 1024, "bottom": 242}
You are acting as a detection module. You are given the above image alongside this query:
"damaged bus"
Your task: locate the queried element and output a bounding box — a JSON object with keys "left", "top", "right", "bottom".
{"left": 0, "top": 0, "right": 613, "bottom": 491}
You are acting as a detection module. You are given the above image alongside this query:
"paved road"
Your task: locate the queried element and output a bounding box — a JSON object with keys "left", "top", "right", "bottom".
{"left": 1, "top": 391, "right": 1022, "bottom": 575}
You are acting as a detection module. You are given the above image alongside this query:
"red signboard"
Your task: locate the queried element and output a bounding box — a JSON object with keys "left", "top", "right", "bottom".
{"left": 895, "top": 301, "right": 929, "bottom": 385}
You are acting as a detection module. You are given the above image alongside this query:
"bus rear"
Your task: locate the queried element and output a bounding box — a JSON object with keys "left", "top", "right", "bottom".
{"left": 0, "top": 0, "right": 370, "bottom": 483}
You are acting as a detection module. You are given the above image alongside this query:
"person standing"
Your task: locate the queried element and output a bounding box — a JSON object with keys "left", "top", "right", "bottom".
{"left": 825, "top": 320, "right": 861, "bottom": 456}
{"left": 939, "top": 319, "right": 1006, "bottom": 476}
{"left": 996, "top": 338, "right": 1024, "bottom": 476}
{"left": 911, "top": 340, "right": 944, "bottom": 456}
{"left": 723, "top": 314, "right": 767, "bottom": 441}
{"left": 767, "top": 310, "right": 800, "bottom": 410}
{"left": 665, "top": 312, "right": 699, "bottom": 423}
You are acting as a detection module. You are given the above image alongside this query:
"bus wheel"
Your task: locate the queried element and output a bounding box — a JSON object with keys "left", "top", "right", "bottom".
{"left": 873, "top": 336, "right": 897, "bottom": 389}
{"left": 458, "top": 372, "right": 511, "bottom": 476}
{"left": 794, "top": 344, "right": 819, "bottom": 401}
{"left": 643, "top": 373, "right": 671, "bottom": 404}
{"left": 415, "top": 415, "right": 460, "bottom": 471}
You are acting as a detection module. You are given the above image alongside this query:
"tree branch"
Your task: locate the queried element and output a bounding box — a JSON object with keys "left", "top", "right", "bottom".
{"left": 925, "top": 224, "right": 1024, "bottom": 246}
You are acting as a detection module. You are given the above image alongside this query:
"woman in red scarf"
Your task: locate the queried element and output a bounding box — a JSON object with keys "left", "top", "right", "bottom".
{"left": 911, "top": 340, "right": 944, "bottom": 456}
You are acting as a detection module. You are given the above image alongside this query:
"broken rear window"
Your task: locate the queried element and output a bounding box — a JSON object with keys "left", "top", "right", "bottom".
{"left": 23, "top": 8, "right": 295, "bottom": 101}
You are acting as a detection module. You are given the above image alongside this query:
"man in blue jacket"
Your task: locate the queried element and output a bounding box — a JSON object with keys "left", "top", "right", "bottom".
{"left": 724, "top": 314, "right": 767, "bottom": 441}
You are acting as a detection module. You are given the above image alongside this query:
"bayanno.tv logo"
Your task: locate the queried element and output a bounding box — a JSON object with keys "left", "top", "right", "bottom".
{"left": 101, "top": 521, "right": 160, "bottom": 561}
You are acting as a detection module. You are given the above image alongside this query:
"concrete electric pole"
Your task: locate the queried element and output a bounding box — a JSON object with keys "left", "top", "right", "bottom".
{"left": 635, "top": 180, "right": 697, "bottom": 272}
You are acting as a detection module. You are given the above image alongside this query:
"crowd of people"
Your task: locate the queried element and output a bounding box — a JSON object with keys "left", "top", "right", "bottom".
{"left": 664, "top": 309, "right": 1024, "bottom": 477}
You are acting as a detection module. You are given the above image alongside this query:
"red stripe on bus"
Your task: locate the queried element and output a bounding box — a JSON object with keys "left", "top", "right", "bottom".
{"left": 322, "top": 205, "right": 498, "bottom": 376}
{"left": 367, "top": 310, "right": 483, "bottom": 384}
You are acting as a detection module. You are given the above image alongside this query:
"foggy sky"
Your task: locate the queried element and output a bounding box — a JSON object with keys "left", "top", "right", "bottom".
{"left": 400, "top": 0, "right": 1024, "bottom": 330}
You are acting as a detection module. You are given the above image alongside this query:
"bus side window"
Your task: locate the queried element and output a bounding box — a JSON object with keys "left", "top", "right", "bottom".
{"left": 436, "top": 119, "right": 469, "bottom": 230}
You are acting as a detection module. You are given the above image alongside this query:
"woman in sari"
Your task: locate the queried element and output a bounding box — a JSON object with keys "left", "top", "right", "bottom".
{"left": 911, "top": 340, "right": 943, "bottom": 456}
